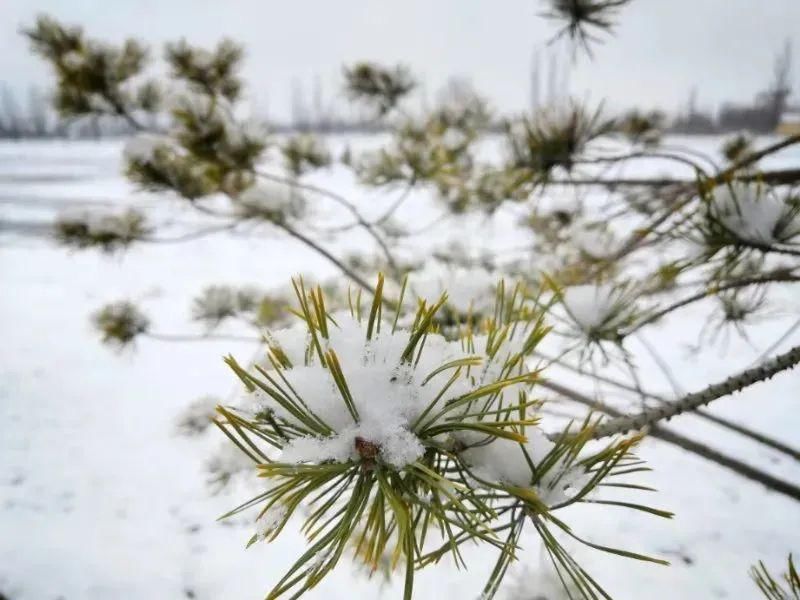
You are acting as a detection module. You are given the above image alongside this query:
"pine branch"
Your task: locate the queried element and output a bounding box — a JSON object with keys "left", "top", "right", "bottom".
{"left": 536, "top": 350, "right": 800, "bottom": 462}
{"left": 603, "top": 134, "right": 800, "bottom": 265}
{"left": 539, "top": 378, "right": 800, "bottom": 502}
{"left": 590, "top": 344, "right": 800, "bottom": 439}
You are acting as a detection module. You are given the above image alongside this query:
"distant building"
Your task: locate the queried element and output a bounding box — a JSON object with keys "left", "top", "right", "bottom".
{"left": 671, "top": 40, "right": 794, "bottom": 136}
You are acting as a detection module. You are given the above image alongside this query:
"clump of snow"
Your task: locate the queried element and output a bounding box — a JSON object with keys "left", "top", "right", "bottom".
{"left": 255, "top": 307, "right": 548, "bottom": 473}
{"left": 537, "top": 190, "right": 581, "bottom": 219}
{"left": 255, "top": 503, "right": 288, "bottom": 539}
{"left": 190, "top": 48, "right": 215, "bottom": 71}
{"left": 259, "top": 314, "right": 474, "bottom": 469}
{"left": 281, "top": 423, "right": 425, "bottom": 470}
{"left": 560, "top": 283, "right": 636, "bottom": 335}
{"left": 461, "top": 429, "right": 591, "bottom": 507}
{"left": 84, "top": 211, "right": 142, "bottom": 239}
{"left": 226, "top": 117, "right": 268, "bottom": 150}
{"left": 711, "top": 183, "right": 790, "bottom": 246}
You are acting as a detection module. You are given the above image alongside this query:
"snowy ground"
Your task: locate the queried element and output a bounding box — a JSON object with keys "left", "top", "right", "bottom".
{"left": 0, "top": 136, "right": 798, "bottom": 600}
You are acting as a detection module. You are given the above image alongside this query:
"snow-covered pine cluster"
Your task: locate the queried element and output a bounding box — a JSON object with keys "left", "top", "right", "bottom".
{"left": 215, "top": 276, "right": 665, "bottom": 599}
{"left": 23, "top": 1, "right": 800, "bottom": 598}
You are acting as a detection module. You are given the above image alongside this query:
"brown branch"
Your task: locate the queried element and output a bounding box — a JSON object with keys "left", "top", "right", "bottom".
{"left": 539, "top": 378, "right": 800, "bottom": 502}
{"left": 590, "top": 344, "right": 800, "bottom": 439}
{"left": 536, "top": 350, "right": 800, "bottom": 461}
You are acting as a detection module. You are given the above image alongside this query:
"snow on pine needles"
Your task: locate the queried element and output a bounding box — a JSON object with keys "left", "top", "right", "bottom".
{"left": 705, "top": 182, "right": 800, "bottom": 249}
{"left": 213, "top": 274, "right": 670, "bottom": 599}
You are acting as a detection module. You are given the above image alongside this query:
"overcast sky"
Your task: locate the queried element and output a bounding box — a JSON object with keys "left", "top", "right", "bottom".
{"left": 2, "top": 0, "right": 799, "bottom": 120}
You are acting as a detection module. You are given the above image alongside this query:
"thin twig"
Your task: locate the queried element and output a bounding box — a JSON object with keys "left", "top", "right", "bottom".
{"left": 753, "top": 316, "right": 800, "bottom": 365}
{"left": 144, "top": 332, "right": 262, "bottom": 343}
{"left": 142, "top": 222, "right": 240, "bottom": 243}
{"left": 273, "top": 221, "right": 374, "bottom": 294}
{"left": 256, "top": 170, "right": 399, "bottom": 276}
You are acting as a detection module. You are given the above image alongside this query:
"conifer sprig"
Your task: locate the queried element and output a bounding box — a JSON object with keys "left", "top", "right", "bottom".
{"left": 215, "top": 276, "right": 666, "bottom": 599}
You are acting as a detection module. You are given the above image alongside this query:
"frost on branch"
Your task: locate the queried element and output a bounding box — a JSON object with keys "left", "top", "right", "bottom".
{"left": 24, "top": 15, "right": 155, "bottom": 120}
{"left": 165, "top": 38, "right": 243, "bottom": 101}
{"left": 281, "top": 134, "right": 332, "bottom": 177}
{"left": 123, "top": 91, "right": 267, "bottom": 199}
{"left": 214, "top": 276, "right": 669, "bottom": 599}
